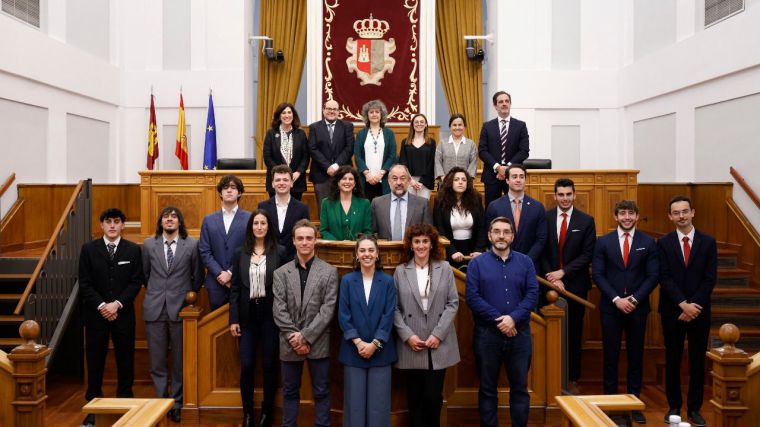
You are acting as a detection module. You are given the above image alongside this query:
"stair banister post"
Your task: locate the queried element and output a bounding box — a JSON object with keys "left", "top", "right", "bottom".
{"left": 9, "top": 320, "right": 51, "bottom": 427}
{"left": 706, "top": 323, "right": 751, "bottom": 427}
{"left": 180, "top": 291, "right": 203, "bottom": 423}
{"left": 541, "top": 290, "right": 565, "bottom": 424}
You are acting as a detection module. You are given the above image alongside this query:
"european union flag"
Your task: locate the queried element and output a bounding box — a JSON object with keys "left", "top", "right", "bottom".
{"left": 203, "top": 93, "right": 217, "bottom": 170}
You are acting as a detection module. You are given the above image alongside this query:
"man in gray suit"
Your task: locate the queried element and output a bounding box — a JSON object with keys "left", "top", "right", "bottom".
{"left": 371, "top": 164, "right": 433, "bottom": 240}
{"left": 142, "top": 206, "right": 203, "bottom": 423}
{"left": 272, "top": 219, "right": 339, "bottom": 427}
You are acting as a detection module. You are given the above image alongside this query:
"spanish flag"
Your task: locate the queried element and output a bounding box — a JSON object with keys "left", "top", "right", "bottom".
{"left": 175, "top": 93, "right": 189, "bottom": 170}
{"left": 146, "top": 94, "right": 159, "bottom": 169}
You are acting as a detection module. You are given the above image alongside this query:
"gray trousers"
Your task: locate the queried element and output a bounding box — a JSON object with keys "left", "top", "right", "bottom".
{"left": 343, "top": 365, "right": 392, "bottom": 427}
{"left": 145, "top": 306, "right": 183, "bottom": 409}
{"left": 313, "top": 180, "right": 331, "bottom": 217}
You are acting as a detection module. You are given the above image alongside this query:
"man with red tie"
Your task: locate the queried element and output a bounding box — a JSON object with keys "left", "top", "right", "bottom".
{"left": 592, "top": 200, "right": 658, "bottom": 424}
{"left": 657, "top": 196, "right": 716, "bottom": 427}
{"left": 540, "top": 178, "right": 596, "bottom": 393}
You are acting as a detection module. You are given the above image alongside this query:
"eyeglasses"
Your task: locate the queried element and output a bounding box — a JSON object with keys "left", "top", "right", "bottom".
{"left": 324, "top": 107, "right": 339, "bottom": 112}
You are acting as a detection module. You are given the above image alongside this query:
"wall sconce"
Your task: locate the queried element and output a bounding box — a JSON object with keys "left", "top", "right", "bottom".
{"left": 248, "top": 36, "right": 284, "bottom": 62}
{"left": 463, "top": 34, "right": 493, "bottom": 62}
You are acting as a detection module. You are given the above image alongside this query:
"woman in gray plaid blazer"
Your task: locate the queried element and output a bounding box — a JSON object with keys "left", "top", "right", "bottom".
{"left": 393, "top": 224, "right": 460, "bottom": 427}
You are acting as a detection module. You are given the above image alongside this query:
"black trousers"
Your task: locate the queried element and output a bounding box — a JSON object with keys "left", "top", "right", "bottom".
{"left": 661, "top": 312, "right": 710, "bottom": 412}
{"left": 85, "top": 309, "right": 135, "bottom": 401}
{"left": 364, "top": 182, "right": 384, "bottom": 202}
{"left": 566, "top": 294, "right": 587, "bottom": 382}
{"left": 404, "top": 352, "right": 446, "bottom": 427}
{"left": 484, "top": 180, "right": 509, "bottom": 208}
{"left": 239, "top": 297, "right": 280, "bottom": 414}
{"left": 600, "top": 309, "right": 647, "bottom": 396}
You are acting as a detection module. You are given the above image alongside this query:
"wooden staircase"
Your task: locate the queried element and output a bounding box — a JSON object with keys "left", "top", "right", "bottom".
{"left": 710, "top": 248, "right": 760, "bottom": 352}
{"left": 0, "top": 258, "right": 37, "bottom": 352}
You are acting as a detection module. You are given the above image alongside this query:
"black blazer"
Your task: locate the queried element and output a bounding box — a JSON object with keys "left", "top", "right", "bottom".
{"left": 657, "top": 229, "right": 717, "bottom": 318}
{"left": 257, "top": 197, "right": 310, "bottom": 261}
{"left": 263, "top": 127, "right": 310, "bottom": 193}
{"left": 229, "top": 244, "right": 286, "bottom": 325}
{"left": 478, "top": 117, "right": 529, "bottom": 184}
{"left": 540, "top": 208, "right": 596, "bottom": 295}
{"left": 433, "top": 195, "right": 487, "bottom": 258}
{"left": 308, "top": 119, "right": 355, "bottom": 184}
{"left": 78, "top": 238, "right": 143, "bottom": 318}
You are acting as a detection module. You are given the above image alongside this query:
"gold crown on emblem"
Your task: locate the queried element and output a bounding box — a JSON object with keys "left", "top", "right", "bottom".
{"left": 353, "top": 14, "right": 390, "bottom": 39}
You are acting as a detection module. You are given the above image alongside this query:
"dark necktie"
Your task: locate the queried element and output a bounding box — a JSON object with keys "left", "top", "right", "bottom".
{"left": 107, "top": 243, "right": 116, "bottom": 260}
{"left": 500, "top": 119, "right": 508, "bottom": 163}
{"left": 623, "top": 232, "right": 630, "bottom": 267}
{"left": 558, "top": 212, "right": 568, "bottom": 268}
{"left": 166, "top": 240, "right": 175, "bottom": 270}
{"left": 682, "top": 236, "right": 691, "bottom": 266}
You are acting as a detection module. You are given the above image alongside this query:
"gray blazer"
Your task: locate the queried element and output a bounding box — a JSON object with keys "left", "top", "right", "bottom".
{"left": 393, "top": 260, "right": 460, "bottom": 370}
{"left": 434, "top": 137, "right": 478, "bottom": 179}
{"left": 142, "top": 236, "right": 203, "bottom": 322}
{"left": 371, "top": 192, "right": 433, "bottom": 240}
{"left": 272, "top": 257, "right": 339, "bottom": 361}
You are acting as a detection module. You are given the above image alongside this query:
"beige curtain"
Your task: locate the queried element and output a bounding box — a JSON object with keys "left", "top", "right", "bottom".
{"left": 255, "top": 0, "right": 307, "bottom": 167}
{"left": 435, "top": 0, "right": 483, "bottom": 141}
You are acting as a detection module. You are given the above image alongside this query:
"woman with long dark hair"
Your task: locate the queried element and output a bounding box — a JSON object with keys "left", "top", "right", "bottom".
{"left": 319, "top": 166, "right": 372, "bottom": 240}
{"left": 393, "top": 223, "right": 460, "bottom": 427}
{"left": 433, "top": 167, "right": 486, "bottom": 269}
{"left": 399, "top": 113, "right": 436, "bottom": 199}
{"left": 263, "top": 102, "right": 309, "bottom": 200}
{"left": 229, "top": 209, "right": 285, "bottom": 427}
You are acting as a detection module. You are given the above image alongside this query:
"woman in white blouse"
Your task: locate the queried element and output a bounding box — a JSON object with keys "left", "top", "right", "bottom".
{"left": 433, "top": 167, "right": 486, "bottom": 270}
{"left": 354, "top": 99, "right": 398, "bottom": 201}
{"left": 434, "top": 113, "right": 479, "bottom": 186}
{"left": 229, "top": 209, "right": 286, "bottom": 427}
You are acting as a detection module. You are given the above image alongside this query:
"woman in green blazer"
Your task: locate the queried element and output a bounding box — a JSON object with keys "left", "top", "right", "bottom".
{"left": 319, "top": 166, "right": 373, "bottom": 240}
{"left": 354, "top": 99, "right": 397, "bottom": 200}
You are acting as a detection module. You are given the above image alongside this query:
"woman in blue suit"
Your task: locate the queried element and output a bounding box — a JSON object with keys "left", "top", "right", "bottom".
{"left": 338, "top": 234, "right": 397, "bottom": 427}
{"left": 354, "top": 99, "right": 397, "bottom": 201}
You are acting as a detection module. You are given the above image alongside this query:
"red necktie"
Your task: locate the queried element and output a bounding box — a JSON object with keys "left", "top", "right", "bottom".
{"left": 683, "top": 236, "right": 691, "bottom": 266}
{"left": 623, "top": 232, "right": 630, "bottom": 267}
{"left": 558, "top": 213, "right": 568, "bottom": 268}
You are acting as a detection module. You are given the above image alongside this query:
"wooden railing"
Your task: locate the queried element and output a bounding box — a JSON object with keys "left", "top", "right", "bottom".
{"left": 0, "top": 172, "right": 15, "bottom": 198}
{"left": 82, "top": 398, "right": 174, "bottom": 426}
{"left": 730, "top": 166, "right": 760, "bottom": 210}
{"left": 15, "top": 180, "right": 92, "bottom": 355}
{"left": 556, "top": 394, "right": 645, "bottom": 426}
{"left": 537, "top": 275, "right": 595, "bottom": 309}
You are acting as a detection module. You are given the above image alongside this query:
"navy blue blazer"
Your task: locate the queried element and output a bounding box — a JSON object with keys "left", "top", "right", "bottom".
{"left": 338, "top": 270, "right": 398, "bottom": 368}
{"left": 484, "top": 194, "right": 547, "bottom": 264}
{"left": 199, "top": 208, "right": 252, "bottom": 288}
{"left": 657, "top": 229, "right": 717, "bottom": 318}
{"left": 257, "top": 197, "right": 310, "bottom": 261}
{"left": 478, "top": 117, "right": 529, "bottom": 184}
{"left": 592, "top": 229, "right": 659, "bottom": 314}
{"left": 539, "top": 208, "right": 596, "bottom": 295}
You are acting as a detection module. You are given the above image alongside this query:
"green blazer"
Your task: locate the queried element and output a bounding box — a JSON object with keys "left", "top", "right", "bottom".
{"left": 319, "top": 196, "right": 373, "bottom": 241}
{"left": 354, "top": 127, "right": 397, "bottom": 195}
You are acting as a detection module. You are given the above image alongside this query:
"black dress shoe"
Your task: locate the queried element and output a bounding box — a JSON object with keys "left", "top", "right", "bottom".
{"left": 688, "top": 410, "right": 707, "bottom": 426}
{"left": 258, "top": 407, "right": 272, "bottom": 427}
{"left": 82, "top": 413, "right": 96, "bottom": 426}
{"left": 169, "top": 408, "right": 181, "bottom": 423}
{"left": 242, "top": 413, "right": 253, "bottom": 427}
{"left": 664, "top": 408, "right": 680, "bottom": 423}
{"left": 631, "top": 410, "right": 647, "bottom": 424}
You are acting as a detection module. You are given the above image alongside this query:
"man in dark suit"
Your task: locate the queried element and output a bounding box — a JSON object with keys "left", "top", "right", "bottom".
{"left": 540, "top": 178, "right": 595, "bottom": 393}
{"left": 258, "top": 165, "right": 310, "bottom": 262}
{"left": 592, "top": 200, "right": 658, "bottom": 424}
{"left": 484, "top": 164, "right": 546, "bottom": 264}
{"left": 79, "top": 208, "right": 143, "bottom": 426}
{"left": 658, "top": 196, "right": 716, "bottom": 427}
{"left": 371, "top": 164, "right": 433, "bottom": 241}
{"left": 142, "top": 206, "right": 203, "bottom": 423}
{"left": 199, "top": 175, "right": 252, "bottom": 310}
{"left": 479, "top": 91, "right": 530, "bottom": 207}
{"left": 308, "top": 99, "right": 355, "bottom": 215}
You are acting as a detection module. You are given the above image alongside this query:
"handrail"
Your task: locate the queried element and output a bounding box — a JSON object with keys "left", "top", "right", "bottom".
{"left": 537, "top": 276, "right": 596, "bottom": 309}
{"left": 730, "top": 166, "right": 760, "bottom": 210}
{"left": 0, "top": 172, "right": 15, "bottom": 198}
{"left": 14, "top": 180, "right": 84, "bottom": 314}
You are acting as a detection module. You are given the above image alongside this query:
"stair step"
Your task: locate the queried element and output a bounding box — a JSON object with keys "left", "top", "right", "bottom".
{"left": 711, "top": 293, "right": 760, "bottom": 309}
{"left": 0, "top": 273, "right": 32, "bottom": 281}
{"left": 0, "top": 294, "right": 22, "bottom": 301}
{"left": 0, "top": 315, "right": 24, "bottom": 323}
{"left": 712, "top": 307, "right": 760, "bottom": 315}
{"left": 712, "top": 335, "right": 760, "bottom": 352}
{"left": 716, "top": 267, "right": 752, "bottom": 276}
{"left": 712, "top": 313, "right": 760, "bottom": 329}
{"left": 0, "top": 337, "right": 23, "bottom": 347}
{"left": 0, "top": 257, "right": 39, "bottom": 274}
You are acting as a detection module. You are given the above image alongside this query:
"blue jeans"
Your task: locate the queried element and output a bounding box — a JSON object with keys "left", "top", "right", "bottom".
{"left": 473, "top": 324, "right": 532, "bottom": 427}
{"left": 281, "top": 358, "right": 331, "bottom": 427}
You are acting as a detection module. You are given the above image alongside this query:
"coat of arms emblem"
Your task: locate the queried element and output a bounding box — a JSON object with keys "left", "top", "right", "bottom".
{"left": 346, "top": 14, "right": 396, "bottom": 86}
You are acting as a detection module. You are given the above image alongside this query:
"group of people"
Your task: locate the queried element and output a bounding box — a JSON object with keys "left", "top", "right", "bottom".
{"left": 77, "top": 90, "right": 716, "bottom": 427}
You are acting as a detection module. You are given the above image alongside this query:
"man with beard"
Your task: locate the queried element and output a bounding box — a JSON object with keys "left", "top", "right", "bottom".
{"left": 592, "top": 200, "right": 658, "bottom": 424}
{"left": 371, "top": 164, "right": 432, "bottom": 241}
{"left": 465, "top": 217, "right": 538, "bottom": 427}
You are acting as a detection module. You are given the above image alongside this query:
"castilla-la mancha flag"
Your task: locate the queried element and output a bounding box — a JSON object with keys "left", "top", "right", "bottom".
{"left": 175, "top": 94, "right": 189, "bottom": 170}
{"left": 146, "top": 94, "right": 159, "bottom": 169}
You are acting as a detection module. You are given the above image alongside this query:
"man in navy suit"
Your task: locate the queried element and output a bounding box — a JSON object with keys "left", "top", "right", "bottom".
{"left": 484, "top": 164, "right": 546, "bottom": 264}
{"left": 658, "top": 196, "right": 716, "bottom": 427}
{"left": 199, "top": 175, "right": 252, "bottom": 310}
{"left": 592, "top": 200, "right": 658, "bottom": 424}
{"left": 479, "top": 91, "right": 530, "bottom": 207}
{"left": 539, "top": 178, "right": 596, "bottom": 392}
{"left": 258, "top": 165, "right": 310, "bottom": 262}
{"left": 308, "top": 99, "right": 355, "bottom": 215}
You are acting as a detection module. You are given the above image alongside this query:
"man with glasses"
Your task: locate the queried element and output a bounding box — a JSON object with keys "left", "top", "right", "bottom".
{"left": 308, "top": 99, "right": 355, "bottom": 215}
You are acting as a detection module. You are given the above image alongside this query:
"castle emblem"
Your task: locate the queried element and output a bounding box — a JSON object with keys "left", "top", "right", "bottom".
{"left": 346, "top": 14, "right": 396, "bottom": 86}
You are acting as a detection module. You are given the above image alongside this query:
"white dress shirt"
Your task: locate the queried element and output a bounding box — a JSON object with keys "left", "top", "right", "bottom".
{"left": 275, "top": 196, "right": 291, "bottom": 233}
{"left": 617, "top": 227, "right": 636, "bottom": 256}
{"left": 416, "top": 265, "right": 430, "bottom": 311}
{"left": 676, "top": 227, "right": 696, "bottom": 259}
{"left": 556, "top": 206, "right": 574, "bottom": 239}
{"left": 363, "top": 276, "right": 373, "bottom": 304}
{"left": 364, "top": 130, "right": 385, "bottom": 173}
{"left": 222, "top": 205, "right": 239, "bottom": 234}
